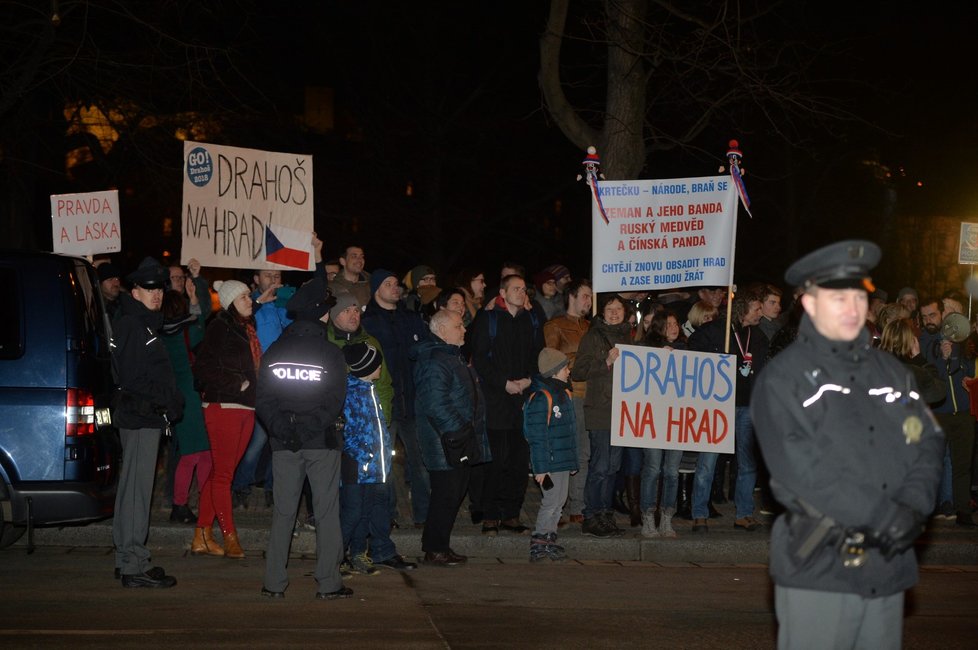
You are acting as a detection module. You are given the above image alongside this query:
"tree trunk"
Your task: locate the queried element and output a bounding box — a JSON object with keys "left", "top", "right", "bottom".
{"left": 539, "top": 0, "right": 647, "bottom": 180}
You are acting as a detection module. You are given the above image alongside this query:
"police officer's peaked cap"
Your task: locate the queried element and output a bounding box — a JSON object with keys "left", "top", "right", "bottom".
{"left": 287, "top": 277, "right": 336, "bottom": 321}
{"left": 126, "top": 256, "right": 167, "bottom": 289}
{"left": 784, "top": 239, "right": 880, "bottom": 291}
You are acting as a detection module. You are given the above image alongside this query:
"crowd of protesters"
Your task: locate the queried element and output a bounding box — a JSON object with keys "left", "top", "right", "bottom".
{"left": 96, "top": 240, "right": 977, "bottom": 597}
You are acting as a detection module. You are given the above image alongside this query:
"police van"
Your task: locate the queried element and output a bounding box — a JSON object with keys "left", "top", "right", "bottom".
{"left": 0, "top": 251, "right": 120, "bottom": 548}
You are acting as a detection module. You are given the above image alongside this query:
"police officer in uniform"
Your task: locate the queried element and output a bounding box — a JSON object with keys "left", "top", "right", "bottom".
{"left": 112, "top": 257, "right": 184, "bottom": 588}
{"left": 751, "top": 241, "right": 944, "bottom": 649}
{"left": 256, "top": 277, "right": 351, "bottom": 600}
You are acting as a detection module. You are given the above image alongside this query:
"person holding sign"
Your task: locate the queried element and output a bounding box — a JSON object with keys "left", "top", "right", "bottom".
{"left": 751, "top": 240, "right": 943, "bottom": 649}
{"left": 688, "top": 289, "right": 768, "bottom": 533}
{"left": 573, "top": 293, "right": 633, "bottom": 538}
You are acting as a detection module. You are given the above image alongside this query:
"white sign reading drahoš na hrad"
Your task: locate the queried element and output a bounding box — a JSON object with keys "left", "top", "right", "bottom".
{"left": 610, "top": 344, "right": 736, "bottom": 454}
{"left": 591, "top": 176, "right": 737, "bottom": 293}
{"left": 181, "top": 141, "right": 315, "bottom": 271}
{"left": 51, "top": 190, "right": 121, "bottom": 256}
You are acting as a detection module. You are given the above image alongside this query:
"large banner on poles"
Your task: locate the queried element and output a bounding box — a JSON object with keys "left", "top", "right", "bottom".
{"left": 181, "top": 141, "right": 314, "bottom": 270}
{"left": 51, "top": 190, "right": 121, "bottom": 256}
{"left": 610, "top": 344, "right": 736, "bottom": 454}
{"left": 591, "top": 176, "right": 737, "bottom": 293}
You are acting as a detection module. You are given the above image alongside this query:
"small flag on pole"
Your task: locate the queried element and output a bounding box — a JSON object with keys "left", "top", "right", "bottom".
{"left": 723, "top": 139, "right": 752, "bottom": 219}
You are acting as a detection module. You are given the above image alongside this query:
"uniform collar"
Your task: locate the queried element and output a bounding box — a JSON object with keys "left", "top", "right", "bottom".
{"left": 797, "top": 314, "right": 871, "bottom": 362}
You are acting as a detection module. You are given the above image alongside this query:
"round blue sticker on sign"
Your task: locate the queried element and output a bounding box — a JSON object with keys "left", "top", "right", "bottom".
{"left": 186, "top": 147, "right": 213, "bottom": 187}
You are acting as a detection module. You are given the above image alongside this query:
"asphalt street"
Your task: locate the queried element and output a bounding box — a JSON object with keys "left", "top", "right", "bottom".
{"left": 0, "top": 545, "right": 975, "bottom": 649}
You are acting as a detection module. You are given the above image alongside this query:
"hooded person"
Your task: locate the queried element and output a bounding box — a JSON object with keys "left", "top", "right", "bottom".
{"left": 401, "top": 265, "right": 441, "bottom": 315}
{"left": 257, "top": 276, "right": 355, "bottom": 599}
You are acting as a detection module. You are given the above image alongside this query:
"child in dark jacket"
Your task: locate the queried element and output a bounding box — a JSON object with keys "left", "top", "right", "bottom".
{"left": 523, "top": 348, "right": 578, "bottom": 562}
{"left": 339, "top": 343, "right": 417, "bottom": 574}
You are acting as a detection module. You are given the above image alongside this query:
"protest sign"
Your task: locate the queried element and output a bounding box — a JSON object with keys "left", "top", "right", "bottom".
{"left": 590, "top": 176, "right": 737, "bottom": 293}
{"left": 181, "top": 141, "right": 314, "bottom": 270}
{"left": 51, "top": 190, "right": 121, "bottom": 256}
{"left": 958, "top": 222, "right": 978, "bottom": 265}
{"left": 610, "top": 343, "right": 736, "bottom": 454}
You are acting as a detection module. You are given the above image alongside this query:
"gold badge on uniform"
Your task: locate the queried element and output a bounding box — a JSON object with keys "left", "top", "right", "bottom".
{"left": 903, "top": 415, "right": 923, "bottom": 444}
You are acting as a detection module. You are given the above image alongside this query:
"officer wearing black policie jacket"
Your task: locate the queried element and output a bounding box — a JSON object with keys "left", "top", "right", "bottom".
{"left": 256, "top": 277, "right": 351, "bottom": 601}
{"left": 111, "top": 257, "right": 184, "bottom": 588}
{"left": 751, "top": 240, "right": 944, "bottom": 650}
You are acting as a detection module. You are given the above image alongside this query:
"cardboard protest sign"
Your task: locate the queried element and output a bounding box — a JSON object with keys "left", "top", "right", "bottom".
{"left": 958, "top": 222, "right": 978, "bottom": 265}
{"left": 181, "top": 141, "right": 314, "bottom": 270}
{"left": 590, "top": 176, "right": 737, "bottom": 293}
{"left": 610, "top": 343, "right": 736, "bottom": 454}
{"left": 51, "top": 190, "right": 121, "bottom": 256}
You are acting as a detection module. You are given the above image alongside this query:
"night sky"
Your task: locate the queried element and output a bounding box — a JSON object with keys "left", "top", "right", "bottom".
{"left": 2, "top": 0, "right": 976, "bottom": 292}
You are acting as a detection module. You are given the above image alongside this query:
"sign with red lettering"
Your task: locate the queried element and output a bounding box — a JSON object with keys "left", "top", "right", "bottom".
{"left": 50, "top": 189, "right": 121, "bottom": 256}
{"left": 590, "top": 176, "right": 737, "bottom": 293}
{"left": 181, "top": 141, "right": 314, "bottom": 270}
{"left": 610, "top": 344, "right": 736, "bottom": 453}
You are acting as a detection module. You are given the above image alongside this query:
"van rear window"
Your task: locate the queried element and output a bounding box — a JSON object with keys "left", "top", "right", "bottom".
{"left": 0, "top": 268, "right": 23, "bottom": 359}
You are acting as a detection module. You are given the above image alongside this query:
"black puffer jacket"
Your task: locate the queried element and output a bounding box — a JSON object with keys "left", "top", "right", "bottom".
{"left": 256, "top": 319, "right": 347, "bottom": 451}
{"left": 192, "top": 310, "right": 258, "bottom": 407}
{"left": 111, "top": 293, "right": 184, "bottom": 429}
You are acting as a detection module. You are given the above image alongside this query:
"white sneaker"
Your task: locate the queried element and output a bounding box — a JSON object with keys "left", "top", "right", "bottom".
{"left": 641, "top": 510, "right": 660, "bottom": 538}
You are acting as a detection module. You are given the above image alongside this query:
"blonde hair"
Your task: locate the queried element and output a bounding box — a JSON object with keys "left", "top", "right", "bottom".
{"left": 880, "top": 318, "right": 916, "bottom": 358}
{"left": 877, "top": 303, "right": 910, "bottom": 331}
{"left": 688, "top": 300, "right": 719, "bottom": 329}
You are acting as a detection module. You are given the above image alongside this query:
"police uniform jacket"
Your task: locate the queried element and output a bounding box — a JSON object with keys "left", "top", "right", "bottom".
{"left": 256, "top": 319, "right": 347, "bottom": 452}
{"left": 751, "top": 316, "right": 944, "bottom": 597}
{"left": 112, "top": 293, "right": 184, "bottom": 429}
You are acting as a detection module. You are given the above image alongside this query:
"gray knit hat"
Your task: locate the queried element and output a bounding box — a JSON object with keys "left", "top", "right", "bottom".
{"left": 329, "top": 289, "right": 360, "bottom": 322}
{"left": 538, "top": 347, "right": 569, "bottom": 378}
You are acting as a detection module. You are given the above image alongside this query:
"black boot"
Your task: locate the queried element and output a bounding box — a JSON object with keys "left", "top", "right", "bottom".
{"left": 625, "top": 475, "right": 642, "bottom": 527}
{"left": 676, "top": 472, "right": 693, "bottom": 520}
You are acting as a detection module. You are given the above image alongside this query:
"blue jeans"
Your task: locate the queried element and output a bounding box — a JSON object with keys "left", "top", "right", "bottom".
{"left": 640, "top": 447, "right": 683, "bottom": 512}
{"left": 691, "top": 451, "right": 718, "bottom": 519}
{"left": 391, "top": 418, "right": 430, "bottom": 524}
{"left": 340, "top": 482, "right": 396, "bottom": 562}
{"left": 733, "top": 406, "right": 757, "bottom": 518}
{"left": 232, "top": 419, "right": 272, "bottom": 493}
{"left": 583, "top": 429, "right": 623, "bottom": 519}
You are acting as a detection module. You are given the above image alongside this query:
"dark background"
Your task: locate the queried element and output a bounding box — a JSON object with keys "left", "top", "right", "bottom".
{"left": 1, "top": 1, "right": 975, "bottom": 293}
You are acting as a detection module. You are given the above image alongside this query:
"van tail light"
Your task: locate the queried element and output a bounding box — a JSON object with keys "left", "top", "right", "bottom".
{"left": 66, "top": 388, "right": 96, "bottom": 437}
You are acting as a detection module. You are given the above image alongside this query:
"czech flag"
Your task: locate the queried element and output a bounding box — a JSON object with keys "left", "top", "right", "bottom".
{"left": 265, "top": 224, "right": 311, "bottom": 270}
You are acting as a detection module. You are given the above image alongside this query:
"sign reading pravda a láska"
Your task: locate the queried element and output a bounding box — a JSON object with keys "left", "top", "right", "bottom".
{"left": 610, "top": 344, "right": 736, "bottom": 454}
{"left": 590, "top": 176, "right": 737, "bottom": 293}
{"left": 182, "top": 141, "right": 314, "bottom": 271}
{"left": 51, "top": 190, "right": 121, "bottom": 256}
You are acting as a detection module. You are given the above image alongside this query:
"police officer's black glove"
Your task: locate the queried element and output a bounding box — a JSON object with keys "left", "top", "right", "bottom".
{"left": 876, "top": 503, "right": 925, "bottom": 560}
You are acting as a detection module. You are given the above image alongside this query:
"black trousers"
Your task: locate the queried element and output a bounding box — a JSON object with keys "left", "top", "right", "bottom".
{"left": 482, "top": 427, "right": 530, "bottom": 521}
{"left": 422, "top": 467, "right": 470, "bottom": 553}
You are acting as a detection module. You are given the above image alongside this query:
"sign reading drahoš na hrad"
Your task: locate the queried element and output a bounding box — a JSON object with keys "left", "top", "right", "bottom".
{"left": 51, "top": 189, "right": 121, "bottom": 256}
{"left": 610, "top": 344, "right": 736, "bottom": 454}
{"left": 590, "top": 176, "right": 737, "bottom": 293}
{"left": 181, "top": 141, "right": 315, "bottom": 271}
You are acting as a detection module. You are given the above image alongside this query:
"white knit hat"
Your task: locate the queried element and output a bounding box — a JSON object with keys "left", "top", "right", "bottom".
{"left": 214, "top": 279, "right": 250, "bottom": 311}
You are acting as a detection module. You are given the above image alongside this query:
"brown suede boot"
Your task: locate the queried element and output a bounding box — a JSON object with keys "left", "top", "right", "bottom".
{"left": 625, "top": 475, "right": 642, "bottom": 527}
{"left": 223, "top": 530, "right": 245, "bottom": 559}
{"left": 191, "top": 527, "right": 225, "bottom": 557}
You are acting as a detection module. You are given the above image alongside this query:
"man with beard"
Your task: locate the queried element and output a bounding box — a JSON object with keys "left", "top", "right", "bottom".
{"left": 688, "top": 289, "right": 768, "bottom": 533}
{"left": 919, "top": 297, "right": 976, "bottom": 526}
